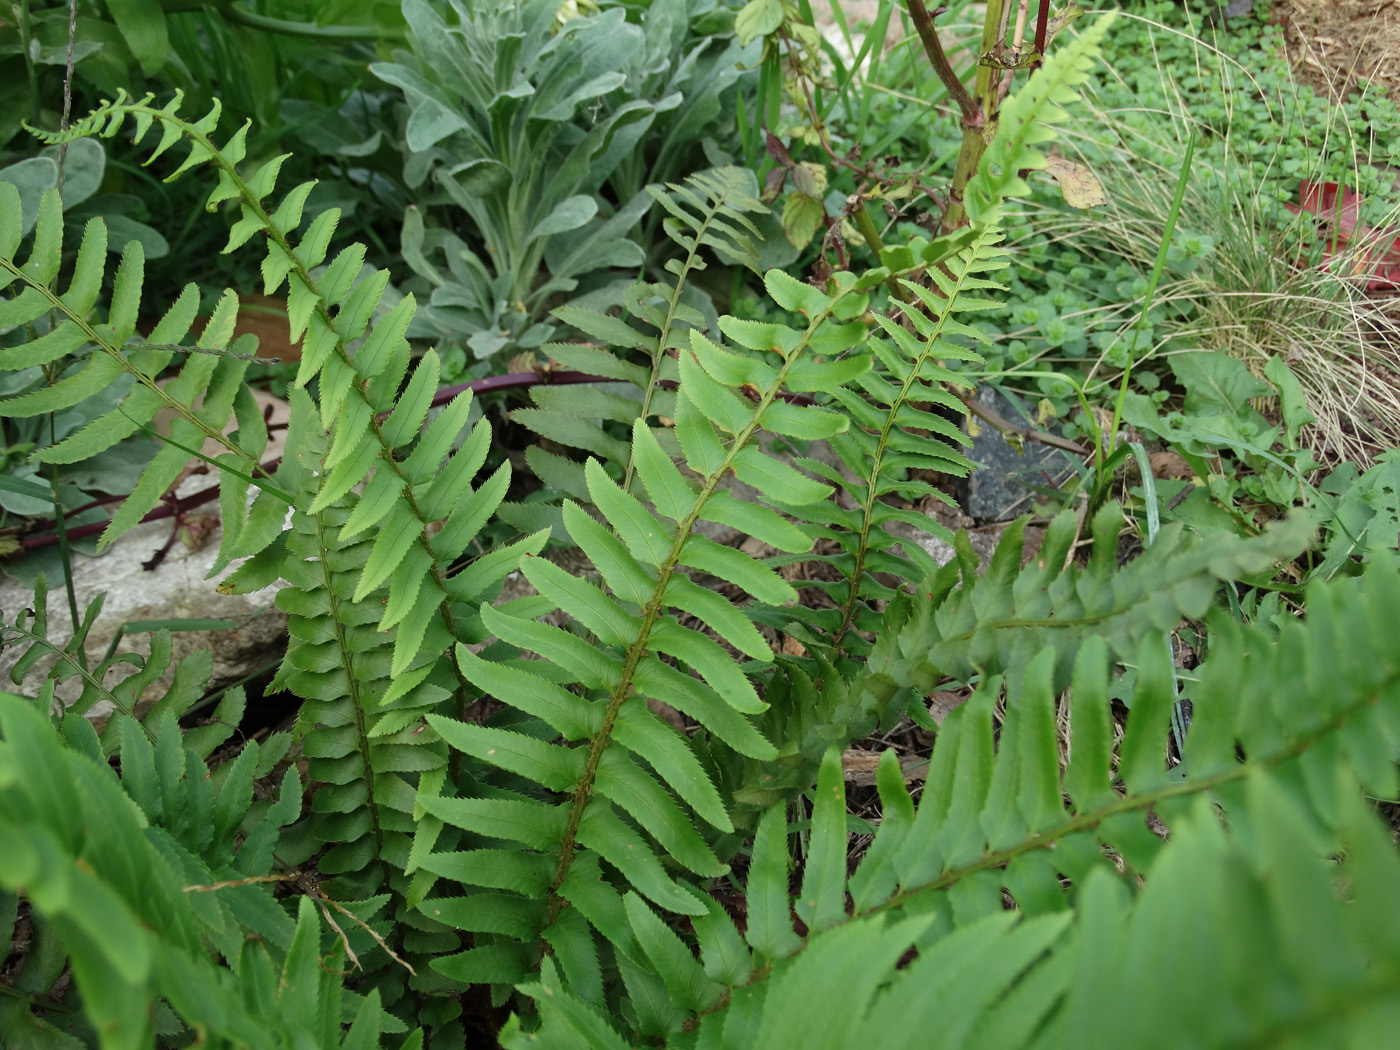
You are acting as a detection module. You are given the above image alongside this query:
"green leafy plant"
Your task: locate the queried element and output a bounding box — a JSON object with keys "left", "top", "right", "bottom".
{"left": 0, "top": 687, "right": 414, "bottom": 1049}
{"left": 508, "top": 545, "right": 1400, "bottom": 1048}
{"left": 373, "top": 0, "right": 759, "bottom": 367}
{"left": 5, "top": 13, "right": 1400, "bottom": 1047}
{"left": 738, "top": 0, "right": 1093, "bottom": 265}
{"left": 1, "top": 0, "right": 406, "bottom": 149}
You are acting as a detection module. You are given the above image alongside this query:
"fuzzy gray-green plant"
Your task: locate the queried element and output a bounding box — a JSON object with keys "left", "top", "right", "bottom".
{"left": 4, "top": 12, "right": 1400, "bottom": 1048}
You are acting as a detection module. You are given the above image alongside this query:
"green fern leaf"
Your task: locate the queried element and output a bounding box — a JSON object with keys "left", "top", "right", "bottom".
{"left": 746, "top": 804, "right": 801, "bottom": 960}
{"left": 796, "top": 748, "right": 849, "bottom": 933}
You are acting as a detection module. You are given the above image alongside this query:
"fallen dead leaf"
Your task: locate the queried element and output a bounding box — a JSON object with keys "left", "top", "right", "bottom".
{"left": 1148, "top": 451, "right": 1193, "bottom": 480}
{"left": 1043, "top": 151, "right": 1107, "bottom": 209}
{"left": 779, "top": 634, "right": 808, "bottom": 657}
{"left": 928, "top": 689, "right": 971, "bottom": 726}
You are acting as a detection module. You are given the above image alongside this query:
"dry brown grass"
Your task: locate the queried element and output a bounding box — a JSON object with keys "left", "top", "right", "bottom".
{"left": 1278, "top": 0, "right": 1400, "bottom": 99}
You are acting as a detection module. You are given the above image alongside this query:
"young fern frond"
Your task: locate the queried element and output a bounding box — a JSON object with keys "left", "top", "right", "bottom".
{"left": 508, "top": 552, "right": 1400, "bottom": 1048}
{"left": 504, "top": 165, "right": 766, "bottom": 536}
{"left": 813, "top": 238, "right": 1009, "bottom": 652}
{"left": 961, "top": 13, "right": 1116, "bottom": 228}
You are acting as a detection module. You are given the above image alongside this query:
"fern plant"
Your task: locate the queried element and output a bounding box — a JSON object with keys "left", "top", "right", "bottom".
{"left": 3, "top": 85, "right": 547, "bottom": 1031}
{"left": 0, "top": 681, "right": 413, "bottom": 1049}
{"left": 504, "top": 548, "right": 1400, "bottom": 1047}
{"left": 5, "top": 10, "right": 1400, "bottom": 1049}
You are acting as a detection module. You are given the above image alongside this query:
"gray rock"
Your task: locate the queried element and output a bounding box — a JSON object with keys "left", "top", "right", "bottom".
{"left": 0, "top": 488, "right": 288, "bottom": 722}
{"left": 959, "top": 386, "right": 1078, "bottom": 522}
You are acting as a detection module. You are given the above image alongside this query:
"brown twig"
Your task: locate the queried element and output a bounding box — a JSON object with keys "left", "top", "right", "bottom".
{"left": 906, "top": 0, "right": 981, "bottom": 128}
{"left": 963, "top": 395, "right": 1090, "bottom": 456}
{"left": 184, "top": 870, "right": 415, "bottom": 976}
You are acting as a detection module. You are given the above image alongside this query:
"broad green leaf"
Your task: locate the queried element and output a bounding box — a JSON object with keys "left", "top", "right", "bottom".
{"left": 1118, "top": 633, "right": 1175, "bottom": 794}
{"left": 623, "top": 893, "right": 723, "bottom": 1012}
{"left": 849, "top": 750, "right": 917, "bottom": 911}
{"left": 676, "top": 534, "right": 796, "bottom": 606}
{"left": 520, "top": 556, "right": 641, "bottom": 647}
{"left": 631, "top": 657, "right": 777, "bottom": 760}
{"left": 662, "top": 574, "right": 770, "bottom": 660}
{"left": 764, "top": 267, "right": 833, "bottom": 318}
{"left": 648, "top": 618, "right": 764, "bottom": 713}
{"left": 630, "top": 420, "right": 695, "bottom": 521}
{"left": 381, "top": 350, "right": 440, "bottom": 449}
{"left": 1065, "top": 636, "right": 1115, "bottom": 809}
{"left": 455, "top": 644, "right": 601, "bottom": 741}
{"left": 481, "top": 605, "right": 623, "bottom": 691}
{"left": 594, "top": 748, "right": 725, "bottom": 876}
{"left": 563, "top": 500, "right": 656, "bottom": 606}
{"left": 1016, "top": 648, "right": 1063, "bottom": 832}
{"left": 529, "top": 195, "right": 598, "bottom": 241}
{"left": 586, "top": 459, "right": 673, "bottom": 566}
{"left": 611, "top": 701, "right": 733, "bottom": 833}
{"left": 698, "top": 492, "right": 813, "bottom": 553}
{"left": 419, "top": 849, "right": 555, "bottom": 897}
{"left": 678, "top": 347, "right": 752, "bottom": 435}
{"left": 730, "top": 444, "right": 832, "bottom": 505}
{"left": 427, "top": 717, "right": 583, "bottom": 792}
{"left": 418, "top": 794, "right": 568, "bottom": 851}
{"left": 693, "top": 897, "right": 753, "bottom": 987}
{"left": 107, "top": 0, "right": 170, "bottom": 75}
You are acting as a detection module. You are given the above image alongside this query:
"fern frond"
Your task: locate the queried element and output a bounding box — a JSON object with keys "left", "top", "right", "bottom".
{"left": 962, "top": 13, "right": 1118, "bottom": 227}
{"left": 508, "top": 552, "right": 1400, "bottom": 1048}
{"left": 0, "top": 182, "right": 272, "bottom": 551}
{"left": 794, "top": 237, "right": 1009, "bottom": 651}
{"left": 415, "top": 264, "right": 885, "bottom": 1003}
{"left": 53, "top": 90, "right": 521, "bottom": 674}
{"left": 418, "top": 21, "right": 1140, "bottom": 1020}
{"left": 863, "top": 504, "right": 1316, "bottom": 721}
{"left": 31, "top": 96, "right": 542, "bottom": 996}
{"left": 0, "top": 692, "right": 407, "bottom": 1049}
{"left": 506, "top": 164, "right": 767, "bottom": 534}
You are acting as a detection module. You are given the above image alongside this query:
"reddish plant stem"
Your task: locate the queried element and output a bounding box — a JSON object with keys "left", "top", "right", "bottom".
{"left": 1031, "top": 0, "right": 1051, "bottom": 72}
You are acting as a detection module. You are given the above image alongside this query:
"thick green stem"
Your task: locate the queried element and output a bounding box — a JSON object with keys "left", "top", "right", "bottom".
{"left": 940, "top": 0, "right": 1008, "bottom": 234}
{"left": 851, "top": 199, "right": 911, "bottom": 305}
